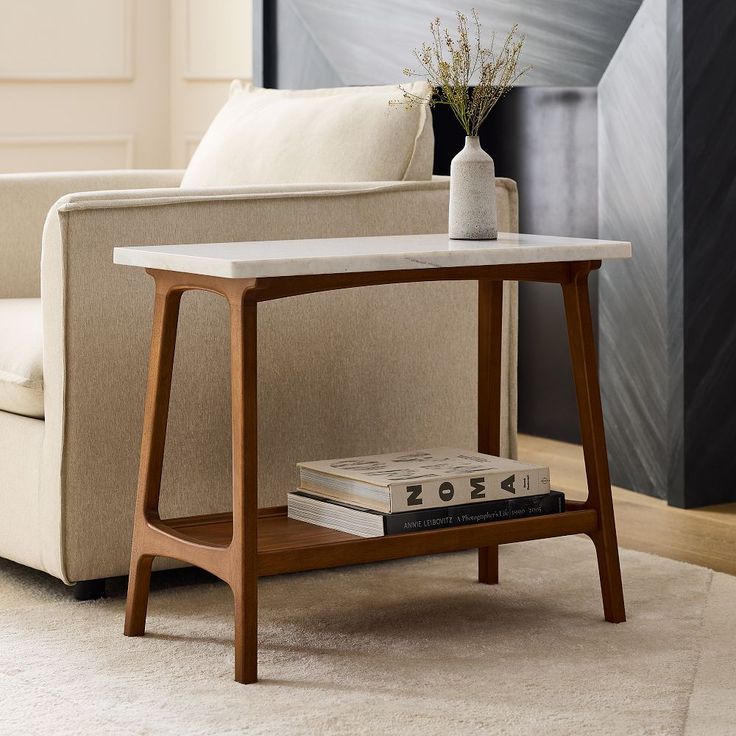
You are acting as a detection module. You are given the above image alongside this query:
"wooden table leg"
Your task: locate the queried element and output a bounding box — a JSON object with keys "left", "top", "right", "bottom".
{"left": 124, "top": 274, "right": 182, "bottom": 637}
{"left": 227, "top": 290, "right": 259, "bottom": 684}
{"left": 562, "top": 262, "right": 626, "bottom": 623}
{"left": 477, "top": 279, "right": 504, "bottom": 584}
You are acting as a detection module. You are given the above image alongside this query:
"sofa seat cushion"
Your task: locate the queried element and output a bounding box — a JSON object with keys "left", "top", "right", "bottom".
{"left": 181, "top": 81, "right": 434, "bottom": 188}
{"left": 0, "top": 299, "right": 43, "bottom": 419}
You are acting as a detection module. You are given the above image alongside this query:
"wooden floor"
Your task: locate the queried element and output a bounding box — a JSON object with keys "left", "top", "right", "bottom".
{"left": 519, "top": 434, "right": 736, "bottom": 576}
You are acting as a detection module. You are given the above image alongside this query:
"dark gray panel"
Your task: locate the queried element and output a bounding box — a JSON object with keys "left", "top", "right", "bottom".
{"left": 509, "top": 89, "right": 599, "bottom": 443}
{"left": 679, "top": 0, "right": 736, "bottom": 506}
{"left": 252, "top": 0, "right": 268, "bottom": 86}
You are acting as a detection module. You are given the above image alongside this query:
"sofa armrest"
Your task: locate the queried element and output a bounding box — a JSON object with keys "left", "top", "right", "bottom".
{"left": 0, "top": 169, "right": 184, "bottom": 298}
{"left": 38, "top": 177, "right": 518, "bottom": 581}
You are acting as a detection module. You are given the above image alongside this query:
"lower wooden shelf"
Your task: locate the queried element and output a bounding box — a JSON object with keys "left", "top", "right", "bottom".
{"left": 159, "top": 502, "right": 597, "bottom": 578}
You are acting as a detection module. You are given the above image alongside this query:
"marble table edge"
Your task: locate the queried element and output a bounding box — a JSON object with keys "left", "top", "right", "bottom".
{"left": 113, "top": 234, "right": 632, "bottom": 280}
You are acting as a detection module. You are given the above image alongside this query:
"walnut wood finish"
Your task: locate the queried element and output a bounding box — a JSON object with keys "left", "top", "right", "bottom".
{"left": 123, "top": 258, "right": 625, "bottom": 684}
{"left": 123, "top": 270, "right": 261, "bottom": 684}
{"left": 477, "top": 279, "right": 504, "bottom": 584}
{"left": 562, "top": 262, "right": 626, "bottom": 622}
{"left": 229, "top": 287, "right": 259, "bottom": 683}
{"left": 158, "top": 502, "right": 595, "bottom": 577}
{"left": 124, "top": 279, "right": 183, "bottom": 637}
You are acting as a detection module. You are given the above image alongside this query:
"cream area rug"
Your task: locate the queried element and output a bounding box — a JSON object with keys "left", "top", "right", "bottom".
{"left": 1, "top": 536, "right": 735, "bottom": 736}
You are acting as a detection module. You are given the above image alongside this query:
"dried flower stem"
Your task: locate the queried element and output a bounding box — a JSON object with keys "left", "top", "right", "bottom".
{"left": 393, "top": 10, "right": 531, "bottom": 137}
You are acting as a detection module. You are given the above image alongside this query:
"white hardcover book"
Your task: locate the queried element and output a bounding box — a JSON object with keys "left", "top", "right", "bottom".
{"left": 298, "top": 448, "right": 550, "bottom": 513}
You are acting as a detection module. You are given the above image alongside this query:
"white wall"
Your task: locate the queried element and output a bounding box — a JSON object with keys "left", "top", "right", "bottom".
{"left": 0, "top": 0, "right": 252, "bottom": 173}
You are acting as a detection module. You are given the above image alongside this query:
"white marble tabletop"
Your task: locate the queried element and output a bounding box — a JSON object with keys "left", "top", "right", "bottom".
{"left": 114, "top": 232, "right": 631, "bottom": 279}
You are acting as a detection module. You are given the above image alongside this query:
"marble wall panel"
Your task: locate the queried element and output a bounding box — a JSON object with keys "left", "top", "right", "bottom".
{"left": 599, "top": 0, "right": 668, "bottom": 498}
{"left": 263, "top": 0, "right": 642, "bottom": 89}
{"left": 666, "top": 0, "right": 685, "bottom": 504}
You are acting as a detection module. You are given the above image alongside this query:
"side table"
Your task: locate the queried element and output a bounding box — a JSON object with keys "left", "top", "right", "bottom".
{"left": 114, "top": 232, "right": 632, "bottom": 683}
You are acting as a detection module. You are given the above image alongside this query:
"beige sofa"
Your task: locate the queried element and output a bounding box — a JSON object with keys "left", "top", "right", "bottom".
{"left": 0, "top": 171, "right": 518, "bottom": 589}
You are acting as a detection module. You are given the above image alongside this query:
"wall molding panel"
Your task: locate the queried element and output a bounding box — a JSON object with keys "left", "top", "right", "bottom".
{"left": 0, "top": 135, "right": 134, "bottom": 173}
{"left": 170, "top": 2, "right": 250, "bottom": 167}
{"left": 0, "top": 0, "right": 134, "bottom": 81}
{"left": 0, "top": 2, "right": 251, "bottom": 171}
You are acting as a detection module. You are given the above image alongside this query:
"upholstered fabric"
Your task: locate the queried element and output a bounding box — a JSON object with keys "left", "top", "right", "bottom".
{"left": 0, "top": 299, "right": 44, "bottom": 418}
{"left": 0, "top": 170, "right": 184, "bottom": 299}
{"left": 0, "top": 410, "right": 44, "bottom": 571}
{"left": 3, "top": 173, "right": 518, "bottom": 584}
{"left": 181, "top": 82, "right": 434, "bottom": 188}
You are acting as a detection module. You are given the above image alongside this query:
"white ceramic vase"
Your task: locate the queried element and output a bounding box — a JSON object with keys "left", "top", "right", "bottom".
{"left": 448, "top": 136, "right": 497, "bottom": 240}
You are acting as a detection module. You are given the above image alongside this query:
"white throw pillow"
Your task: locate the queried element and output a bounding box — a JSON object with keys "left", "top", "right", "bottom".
{"left": 0, "top": 298, "right": 44, "bottom": 419}
{"left": 181, "top": 81, "right": 434, "bottom": 187}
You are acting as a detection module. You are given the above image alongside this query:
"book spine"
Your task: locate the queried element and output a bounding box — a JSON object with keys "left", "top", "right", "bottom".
{"left": 388, "top": 467, "right": 550, "bottom": 512}
{"left": 383, "top": 492, "right": 564, "bottom": 535}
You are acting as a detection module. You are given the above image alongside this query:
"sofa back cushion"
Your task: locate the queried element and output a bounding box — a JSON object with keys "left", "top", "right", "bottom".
{"left": 181, "top": 82, "right": 434, "bottom": 188}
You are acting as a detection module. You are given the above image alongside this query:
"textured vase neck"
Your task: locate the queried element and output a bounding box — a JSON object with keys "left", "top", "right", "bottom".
{"left": 455, "top": 135, "right": 492, "bottom": 163}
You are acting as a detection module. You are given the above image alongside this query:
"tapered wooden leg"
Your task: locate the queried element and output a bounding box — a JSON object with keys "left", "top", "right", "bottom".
{"left": 228, "top": 294, "right": 259, "bottom": 684}
{"left": 124, "top": 555, "right": 154, "bottom": 635}
{"left": 562, "top": 262, "right": 626, "bottom": 623}
{"left": 124, "top": 277, "right": 182, "bottom": 637}
{"left": 477, "top": 279, "right": 504, "bottom": 584}
{"left": 478, "top": 543, "right": 499, "bottom": 584}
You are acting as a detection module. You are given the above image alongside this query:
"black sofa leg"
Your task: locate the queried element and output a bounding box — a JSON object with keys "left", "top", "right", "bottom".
{"left": 72, "top": 579, "right": 106, "bottom": 601}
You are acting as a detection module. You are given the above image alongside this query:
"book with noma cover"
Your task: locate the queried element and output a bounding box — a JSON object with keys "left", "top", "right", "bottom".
{"left": 297, "top": 448, "right": 550, "bottom": 513}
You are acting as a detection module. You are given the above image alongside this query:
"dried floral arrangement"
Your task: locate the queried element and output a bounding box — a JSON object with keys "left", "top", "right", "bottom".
{"left": 395, "top": 10, "right": 531, "bottom": 137}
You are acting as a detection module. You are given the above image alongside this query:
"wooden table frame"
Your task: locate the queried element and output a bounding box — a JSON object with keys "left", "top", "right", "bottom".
{"left": 123, "top": 259, "right": 625, "bottom": 684}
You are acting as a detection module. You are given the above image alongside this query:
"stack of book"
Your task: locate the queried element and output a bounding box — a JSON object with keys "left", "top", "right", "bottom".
{"left": 287, "top": 448, "right": 564, "bottom": 537}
